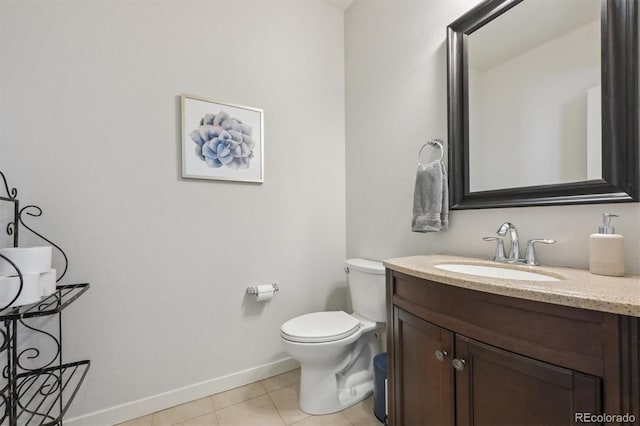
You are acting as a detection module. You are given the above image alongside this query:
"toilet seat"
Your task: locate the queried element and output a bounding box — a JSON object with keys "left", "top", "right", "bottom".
{"left": 281, "top": 311, "right": 361, "bottom": 343}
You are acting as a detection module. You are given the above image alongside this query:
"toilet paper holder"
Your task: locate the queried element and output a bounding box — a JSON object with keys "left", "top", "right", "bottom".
{"left": 246, "top": 283, "right": 279, "bottom": 296}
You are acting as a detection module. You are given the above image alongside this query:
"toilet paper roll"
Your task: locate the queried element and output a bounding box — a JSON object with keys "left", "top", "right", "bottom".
{"left": 0, "top": 273, "right": 42, "bottom": 308}
{"left": 0, "top": 246, "right": 52, "bottom": 275}
{"left": 40, "top": 268, "right": 57, "bottom": 297}
{"left": 255, "top": 284, "right": 275, "bottom": 302}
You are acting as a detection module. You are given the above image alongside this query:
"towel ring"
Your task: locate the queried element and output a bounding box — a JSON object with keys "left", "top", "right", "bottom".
{"left": 418, "top": 139, "right": 444, "bottom": 165}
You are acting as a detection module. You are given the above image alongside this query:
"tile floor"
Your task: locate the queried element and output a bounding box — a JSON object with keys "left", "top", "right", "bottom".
{"left": 115, "top": 369, "right": 382, "bottom": 426}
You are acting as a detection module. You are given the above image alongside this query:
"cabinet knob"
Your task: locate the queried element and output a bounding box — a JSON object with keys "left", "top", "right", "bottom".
{"left": 435, "top": 350, "right": 448, "bottom": 362}
{"left": 452, "top": 358, "right": 466, "bottom": 371}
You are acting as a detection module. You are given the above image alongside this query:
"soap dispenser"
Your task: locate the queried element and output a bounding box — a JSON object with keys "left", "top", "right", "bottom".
{"left": 589, "top": 213, "right": 625, "bottom": 277}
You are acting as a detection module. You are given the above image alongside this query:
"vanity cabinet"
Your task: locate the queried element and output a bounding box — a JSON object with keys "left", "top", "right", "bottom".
{"left": 387, "top": 270, "right": 639, "bottom": 426}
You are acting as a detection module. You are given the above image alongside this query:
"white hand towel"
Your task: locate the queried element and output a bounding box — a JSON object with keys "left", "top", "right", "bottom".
{"left": 412, "top": 160, "right": 449, "bottom": 232}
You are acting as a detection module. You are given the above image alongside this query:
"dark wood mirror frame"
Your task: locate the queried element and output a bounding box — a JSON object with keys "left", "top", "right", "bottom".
{"left": 447, "top": 0, "right": 639, "bottom": 209}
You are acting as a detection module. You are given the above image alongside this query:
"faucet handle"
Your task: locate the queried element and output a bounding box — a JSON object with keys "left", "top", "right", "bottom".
{"left": 524, "top": 239, "right": 556, "bottom": 266}
{"left": 483, "top": 236, "right": 506, "bottom": 261}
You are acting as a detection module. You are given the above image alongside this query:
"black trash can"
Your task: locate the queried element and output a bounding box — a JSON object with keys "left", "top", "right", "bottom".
{"left": 373, "top": 352, "right": 388, "bottom": 423}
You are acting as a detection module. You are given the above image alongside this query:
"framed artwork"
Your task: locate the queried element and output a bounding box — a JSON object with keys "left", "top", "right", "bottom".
{"left": 181, "top": 94, "right": 264, "bottom": 183}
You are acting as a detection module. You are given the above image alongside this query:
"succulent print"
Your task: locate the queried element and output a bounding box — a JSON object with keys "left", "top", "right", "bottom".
{"left": 189, "top": 111, "right": 255, "bottom": 169}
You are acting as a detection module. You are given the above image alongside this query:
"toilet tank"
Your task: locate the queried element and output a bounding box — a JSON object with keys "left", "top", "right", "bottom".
{"left": 345, "top": 258, "right": 386, "bottom": 323}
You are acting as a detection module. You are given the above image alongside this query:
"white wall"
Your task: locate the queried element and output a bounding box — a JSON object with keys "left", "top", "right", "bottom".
{"left": 345, "top": 0, "right": 640, "bottom": 274}
{"left": 0, "top": 0, "right": 346, "bottom": 422}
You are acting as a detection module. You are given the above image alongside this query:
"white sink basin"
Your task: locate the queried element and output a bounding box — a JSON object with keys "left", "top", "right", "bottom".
{"left": 434, "top": 263, "right": 561, "bottom": 282}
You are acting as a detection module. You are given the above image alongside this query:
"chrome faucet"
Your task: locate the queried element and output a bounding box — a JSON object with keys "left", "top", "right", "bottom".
{"left": 497, "top": 222, "right": 520, "bottom": 262}
{"left": 483, "top": 222, "right": 556, "bottom": 266}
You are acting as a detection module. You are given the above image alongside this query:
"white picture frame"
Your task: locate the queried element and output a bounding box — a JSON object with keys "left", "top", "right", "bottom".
{"left": 181, "top": 94, "right": 264, "bottom": 183}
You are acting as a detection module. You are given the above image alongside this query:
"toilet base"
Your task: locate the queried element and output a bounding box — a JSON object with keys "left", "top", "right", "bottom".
{"left": 298, "top": 330, "right": 381, "bottom": 415}
{"left": 299, "top": 367, "right": 375, "bottom": 415}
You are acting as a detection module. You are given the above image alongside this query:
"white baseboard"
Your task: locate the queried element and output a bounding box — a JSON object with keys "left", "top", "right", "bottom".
{"left": 66, "top": 357, "right": 299, "bottom": 426}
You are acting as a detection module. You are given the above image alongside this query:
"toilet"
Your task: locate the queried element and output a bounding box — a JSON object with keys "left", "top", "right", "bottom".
{"left": 280, "top": 258, "right": 386, "bottom": 415}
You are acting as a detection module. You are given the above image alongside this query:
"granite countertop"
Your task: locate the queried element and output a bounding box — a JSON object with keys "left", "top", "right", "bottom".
{"left": 383, "top": 255, "right": 640, "bottom": 317}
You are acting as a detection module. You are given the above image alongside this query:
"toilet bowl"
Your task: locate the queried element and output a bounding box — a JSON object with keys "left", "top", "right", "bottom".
{"left": 280, "top": 258, "right": 386, "bottom": 415}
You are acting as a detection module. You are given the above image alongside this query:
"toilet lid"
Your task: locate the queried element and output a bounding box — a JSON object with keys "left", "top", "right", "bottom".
{"left": 281, "top": 311, "right": 361, "bottom": 343}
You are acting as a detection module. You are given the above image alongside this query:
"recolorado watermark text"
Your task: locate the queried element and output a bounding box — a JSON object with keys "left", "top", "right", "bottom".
{"left": 575, "top": 412, "right": 636, "bottom": 423}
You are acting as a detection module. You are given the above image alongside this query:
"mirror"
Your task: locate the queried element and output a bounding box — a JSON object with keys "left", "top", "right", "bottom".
{"left": 447, "top": 0, "right": 639, "bottom": 209}
{"left": 468, "top": 0, "right": 601, "bottom": 191}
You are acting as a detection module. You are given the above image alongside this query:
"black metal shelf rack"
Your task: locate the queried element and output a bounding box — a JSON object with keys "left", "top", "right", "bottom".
{"left": 0, "top": 171, "right": 90, "bottom": 425}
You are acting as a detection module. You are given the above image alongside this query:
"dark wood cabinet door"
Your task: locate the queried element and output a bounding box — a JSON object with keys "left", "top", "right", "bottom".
{"left": 393, "top": 308, "right": 455, "bottom": 426}
{"left": 454, "top": 335, "right": 602, "bottom": 426}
